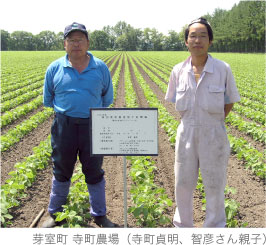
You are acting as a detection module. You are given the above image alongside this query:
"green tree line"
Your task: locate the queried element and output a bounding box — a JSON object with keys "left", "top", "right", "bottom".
{"left": 1, "top": 1, "right": 265, "bottom": 52}
{"left": 205, "top": 1, "right": 265, "bottom": 52}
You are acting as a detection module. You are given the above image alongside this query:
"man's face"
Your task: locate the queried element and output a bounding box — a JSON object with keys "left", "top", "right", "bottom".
{"left": 185, "top": 23, "right": 212, "bottom": 57}
{"left": 64, "top": 31, "right": 89, "bottom": 59}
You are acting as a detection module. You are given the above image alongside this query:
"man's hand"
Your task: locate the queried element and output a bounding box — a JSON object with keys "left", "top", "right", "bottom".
{"left": 224, "top": 103, "right": 234, "bottom": 118}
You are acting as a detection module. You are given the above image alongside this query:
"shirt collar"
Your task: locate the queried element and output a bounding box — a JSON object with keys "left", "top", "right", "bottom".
{"left": 63, "top": 55, "right": 71, "bottom": 67}
{"left": 203, "top": 54, "right": 214, "bottom": 73}
{"left": 63, "top": 51, "right": 97, "bottom": 70}
{"left": 184, "top": 54, "right": 214, "bottom": 74}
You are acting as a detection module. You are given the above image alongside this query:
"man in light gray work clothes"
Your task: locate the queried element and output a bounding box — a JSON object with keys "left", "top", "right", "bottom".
{"left": 165, "top": 17, "right": 240, "bottom": 227}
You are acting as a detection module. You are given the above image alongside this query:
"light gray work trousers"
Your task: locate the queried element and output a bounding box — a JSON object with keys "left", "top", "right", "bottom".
{"left": 173, "top": 121, "right": 230, "bottom": 227}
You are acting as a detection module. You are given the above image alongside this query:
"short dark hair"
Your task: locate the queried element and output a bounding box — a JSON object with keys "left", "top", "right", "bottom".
{"left": 185, "top": 17, "right": 213, "bottom": 42}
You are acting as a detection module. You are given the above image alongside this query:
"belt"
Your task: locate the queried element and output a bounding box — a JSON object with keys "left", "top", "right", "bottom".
{"left": 55, "top": 112, "right": 90, "bottom": 125}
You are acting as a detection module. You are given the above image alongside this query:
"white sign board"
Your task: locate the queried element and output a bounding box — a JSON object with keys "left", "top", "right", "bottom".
{"left": 90, "top": 108, "right": 158, "bottom": 156}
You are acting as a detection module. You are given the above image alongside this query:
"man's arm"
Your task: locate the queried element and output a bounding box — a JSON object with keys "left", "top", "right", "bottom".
{"left": 224, "top": 103, "right": 234, "bottom": 118}
{"left": 43, "top": 68, "right": 55, "bottom": 108}
{"left": 102, "top": 64, "right": 113, "bottom": 107}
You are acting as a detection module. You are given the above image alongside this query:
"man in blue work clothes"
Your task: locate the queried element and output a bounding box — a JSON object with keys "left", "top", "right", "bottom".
{"left": 42, "top": 22, "right": 115, "bottom": 228}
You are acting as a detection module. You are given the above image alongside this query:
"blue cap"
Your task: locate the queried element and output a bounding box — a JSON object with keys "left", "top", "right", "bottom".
{"left": 64, "top": 22, "right": 88, "bottom": 39}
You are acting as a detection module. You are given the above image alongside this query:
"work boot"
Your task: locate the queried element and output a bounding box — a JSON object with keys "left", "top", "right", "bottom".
{"left": 41, "top": 214, "right": 66, "bottom": 228}
{"left": 93, "top": 215, "right": 116, "bottom": 228}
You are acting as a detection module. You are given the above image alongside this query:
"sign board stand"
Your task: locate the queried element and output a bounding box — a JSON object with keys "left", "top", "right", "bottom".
{"left": 90, "top": 108, "right": 158, "bottom": 228}
{"left": 123, "top": 156, "right": 127, "bottom": 228}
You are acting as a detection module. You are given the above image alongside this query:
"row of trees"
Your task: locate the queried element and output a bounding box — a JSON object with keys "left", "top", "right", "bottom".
{"left": 1, "top": 25, "right": 184, "bottom": 52}
{"left": 90, "top": 25, "right": 184, "bottom": 51}
{"left": 1, "top": 30, "right": 64, "bottom": 51}
{"left": 205, "top": 1, "right": 265, "bottom": 53}
{"left": 1, "top": 1, "right": 265, "bottom": 52}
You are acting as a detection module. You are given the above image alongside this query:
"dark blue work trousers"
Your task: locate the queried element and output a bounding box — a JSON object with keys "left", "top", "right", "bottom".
{"left": 51, "top": 112, "right": 104, "bottom": 184}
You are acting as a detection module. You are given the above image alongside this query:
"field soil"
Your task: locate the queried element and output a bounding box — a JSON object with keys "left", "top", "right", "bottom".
{"left": 1, "top": 54, "right": 265, "bottom": 228}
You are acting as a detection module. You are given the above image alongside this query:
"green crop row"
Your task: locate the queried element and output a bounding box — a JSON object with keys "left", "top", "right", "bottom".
{"left": 134, "top": 57, "right": 168, "bottom": 93}
{"left": 236, "top": 87, "right": 264, "bottom": 105}
{"left": 238, "top": 96, "right": 265, "bottom": 114}
{"left": 1, "top": 79, "right": 44, "bottom": 103}
{"left": 124, "top": 55, "right": 173, "bottom": 227}
{"left": 233, "top": 103, "right": 265, "bottom": 125}
{"left": 1, "top": 107, "right": 54, "bottom": 152}
{"left": 134, "top": 52, "right": 265, "bottom": 106}
{"left": 1, "top": 53, "right": 117, "bottom": 129}
{"left": 1, "top": 87, "right": 43, "bottom": 113}
{"left": 129, "top": 56, "right": 178, "bottom": 144}
{"left": 109, "top": 53, "right": 123, "bottom": 105}
{"left": 128, "top": 156, "right": 173, "bottom": 227}
{"left": 54, "top": 166, "right": 92, "bottom": 228}
{"left": 102, "top": 53, "right": 120, "bottom": 65}
{"left": 1, "top": 95, "right": 43, "bottom": 128}
{"left": 1, "top": 52, "right": 117, "bottom": 128}
{"left": 124, "top": 56, "right": 138, "bottom": 108}
{"left": 105, "top": 52, "right": 121, "bottom": 71}
{"left": 1, "top": 136, "right": 52, "bottom": 227}
{"left": 2, "top": 68, "right": 43, "bottom": 84}
{"left": 226, "top": 112, "right": 265, "bottom": 143}
{"left": 1, "top": 70, "right": 44, "bottom": 86}
{"left": 1, "top": 75, "right": 44, "bottom": 94}
{"left": 141, "top": 56, "right": 172, "bottom": 74}
{"left": 138, "top": 57, "right": 170, "bottom": 82}
{"left": 228, "top": 134, "right": 265, "bottom": 178}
